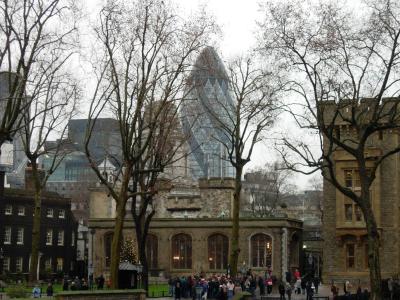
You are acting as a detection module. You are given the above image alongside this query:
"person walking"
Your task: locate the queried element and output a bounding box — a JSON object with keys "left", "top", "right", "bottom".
{"left": 313, "top": 277, "right": 320, "bottom": 294}
{"left": 227, "top": 280, "right": 235, "bottom": 300}
{"left": 306, "top": 281, "right": 314, "bottom": 300}
{"left": 278, "top": 281, "right": 286, "bottom": 300}
{"left": 175, "top": 280, "right": 182, "bottom": 300}
{"left": 293, "top": 269, "right": 301, "bottom": 280}
{"left": 294, "top": 278, "right": 301, "bottom": 295}
{"left": 32, "top": 285, "right": 41, "bottom": 298}
{"left": 97, "top": 274, "right": 105, "bottom": 289}
{"left": 266, "top": 277, "right": 273, "bottom": 294}
{"left": 285, "top": 282, "right": 292, "bottom": 300}
{"left": 301, "top": 278, "right": 306, "bottom": 295}
{"left": 331, "top": 282, "right": 339, "bottom": 300}
{"left": 46, "top": 283, "right": 54, "bottom": 296}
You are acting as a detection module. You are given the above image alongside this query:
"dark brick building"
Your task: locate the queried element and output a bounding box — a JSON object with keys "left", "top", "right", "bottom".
{"left": 0, "top": 173, "right": 77, "bottom": 279}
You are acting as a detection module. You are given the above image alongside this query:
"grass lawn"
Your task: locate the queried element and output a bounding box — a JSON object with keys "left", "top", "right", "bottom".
{"left": 3, "top": 283, "right": 169, "bottom": 298}
{"left": 148, "top": 284, "right": 169, "bottom": 297}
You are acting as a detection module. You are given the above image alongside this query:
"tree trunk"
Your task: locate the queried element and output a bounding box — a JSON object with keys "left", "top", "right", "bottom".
{"left": 109, "top": 201, "right": 126, "bottom": 289}
{"left": 364, "top": 204, "right": 382, "bottom": 300}
{"left": 28, "top": 160, "right": 43, "bottom": 284}
{"left": 139, "top": 243, "right": 149, "bottom": 293}
{"left": 135, "top": 211, "right": 151, "bottom": 293}
{"left": 29, "top": 188, "right": 42, "bottom": 283}
{"left": 229, "top": 166, "right": 243, "bottom": 276}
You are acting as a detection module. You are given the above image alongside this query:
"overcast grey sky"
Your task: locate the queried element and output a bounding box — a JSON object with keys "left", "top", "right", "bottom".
{"left": 81, "top": 0, "right": 321, "bottom": 189}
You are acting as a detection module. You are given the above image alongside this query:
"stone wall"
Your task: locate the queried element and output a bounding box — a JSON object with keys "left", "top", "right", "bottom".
{"left": 322, "top": 127, "right": 400, "bottom": 283}
{"left": 89, "top": 218, "right": 302, "bottom": 280}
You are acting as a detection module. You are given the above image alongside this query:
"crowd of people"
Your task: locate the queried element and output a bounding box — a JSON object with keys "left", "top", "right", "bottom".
{"left": 168, "top": 268, "right": 321, "bottom": 300}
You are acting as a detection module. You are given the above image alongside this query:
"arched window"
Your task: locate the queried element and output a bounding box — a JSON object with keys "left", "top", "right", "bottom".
{"left": 251, "top": 233, "right": 272, "bottom": 268}
{"left": 147, "top": 234, "right": 158, "bottom": 269}
{"left": 208, "top": 233, "right": 228, "bottom": 270}
{"left": 104, "top": 232, "right": 113, "bottom": 267}
{"left": 171, "top": 233, "right": 192, "bottom": 269}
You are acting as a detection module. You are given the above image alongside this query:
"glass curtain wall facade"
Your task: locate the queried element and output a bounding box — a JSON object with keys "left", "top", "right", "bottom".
{"left": 181, "top": 47, "right": 235, "bottom": 179}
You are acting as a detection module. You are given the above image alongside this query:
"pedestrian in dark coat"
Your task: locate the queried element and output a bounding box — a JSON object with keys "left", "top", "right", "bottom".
{"left": 278, "top": 281, "right": 286, "bottom": 300}
{"left": 258, "top": 276, "right": 265, "bottom": 296}
{"left": 46, "top": 283, "right": 53, "bottom": 296}
{"left": 313, "top": 277, "right": 320, "bottom": 294}
{"left": 306, "top": 281, "right": 314, "bottom": 300}
{"left": 175, "top": 281, "right": 182, "bottom": 300}
{"left": 301, "top": 278, "right": 306, "bottom": 295}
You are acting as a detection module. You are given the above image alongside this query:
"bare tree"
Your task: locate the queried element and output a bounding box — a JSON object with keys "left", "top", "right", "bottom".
{"left": 205, "top": 55, "right": 280, "bottom": 275}
{"left": 261, "top": 0, "right": 400, "bottom": 297}
{"left": 0, "top": 0, "right": 77, "bottom": 156}
{"left": 18, "top": 66, "right": 79, "bottom": 282}
{"left": 131, "top": 101, "right": 189, "bottom": 291}
{"left": 244, "top": 162, "right": 294, "bottom": 217}
{"left": 86, "top": 0, "right": 214, "bottom": 288}
{"left": 0, "top": 0, "right": 78, "bottom": 283}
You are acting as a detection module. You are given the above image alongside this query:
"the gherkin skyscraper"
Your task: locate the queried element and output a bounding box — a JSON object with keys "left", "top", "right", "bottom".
{"left": 181, "top": 47, "right": 235, "bottom": 179}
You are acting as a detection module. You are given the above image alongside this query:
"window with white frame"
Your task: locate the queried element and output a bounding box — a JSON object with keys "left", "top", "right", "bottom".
{"left": 45, "top": 258, "right": 52, "bottom": 271}
{"left": 58, "top": 209, "right": 65, "bottom": 219}
{"left": 56, "top": 258, "right": 63, "bottom": 271}
{"left": 46, "top": 208, "right": 54, "bottom": 218}
{"left": 3, "top": 256, "right": 10, "bottom": 272}
{"left": 2, "top": 257, "right": 10, "bottom": 271}
{"left": 71, "top": 232, "right": 75, "bottom": 246}
{"left": 46, "top": 229, "right": 53, "bottom": 245}
{"left": 57, "top": 231, "right": 64, "bottom": 246}
{"left": 17, "top": 206, "right": 25, "bottom": 216}
{"left": 5, "top": 205, "right": 12, "bottom": 215}
{"left": 4, "top": 227, "right": 11, "bottom": 244}
{"left": 15, "top": 257, "right": 23, "bottom": 272}
{"left": 17, "top": 228, "right": 24, "bottom": 245}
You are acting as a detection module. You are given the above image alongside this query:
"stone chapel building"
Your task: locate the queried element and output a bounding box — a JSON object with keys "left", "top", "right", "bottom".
{"left": 88, "top": 176, "right": 302, "bottom": 280}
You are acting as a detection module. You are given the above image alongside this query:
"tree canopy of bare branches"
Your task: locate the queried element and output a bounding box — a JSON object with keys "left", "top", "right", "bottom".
{"left": 260, "top": 0, "right": 400, "bottom": 297}
{"left": 85, "top": 0, "right": 215, "bottom": 289}
{"left": 243, "top": 162, "right": 294, "bottom": 218}
{"left": 20, "top": 67, "right": 79, "bottom": 283}
{"left": 0, "top": 0, "right": 78, "bottom": 153}
{"left": 204, "top": 54, "right": 280, "bottom": 275}
{"left": 0, "top": 0, "right": 79, "bottom": 283}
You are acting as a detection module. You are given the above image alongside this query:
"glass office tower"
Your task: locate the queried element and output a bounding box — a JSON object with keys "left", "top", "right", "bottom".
{"left": 181, "top": 47, "right": 235, "bottom": 179}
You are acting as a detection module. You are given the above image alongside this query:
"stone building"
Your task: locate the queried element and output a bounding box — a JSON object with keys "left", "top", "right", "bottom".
{"left": 88, "top": 178, "right": 303, "bottom": 280}
{"left": 321, "top": 98, "right": 400, "bottom": 283}
{"left": 0, "top": 168, "right": 77, "bottom": 279}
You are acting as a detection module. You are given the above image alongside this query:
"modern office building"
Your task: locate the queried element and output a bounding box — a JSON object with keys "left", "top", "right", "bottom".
{"left": 181, "top": 47, "right": 235, "bottom": 179}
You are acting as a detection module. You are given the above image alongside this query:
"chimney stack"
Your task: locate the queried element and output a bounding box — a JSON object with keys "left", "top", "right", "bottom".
{"left": 25, "top": 163, "right": 45, "bottom": 191}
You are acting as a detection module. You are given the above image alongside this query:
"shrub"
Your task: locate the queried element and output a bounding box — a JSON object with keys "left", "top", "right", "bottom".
{"left": 6, "top": 285, "right": 28, "bottom": 298}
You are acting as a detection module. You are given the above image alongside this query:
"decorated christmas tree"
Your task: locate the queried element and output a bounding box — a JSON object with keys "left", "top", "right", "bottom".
{"left": 120, "top": 238, "right": 138, "bottom": 263}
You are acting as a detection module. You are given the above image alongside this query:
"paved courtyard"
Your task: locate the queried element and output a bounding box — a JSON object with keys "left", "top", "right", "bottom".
{"left": 149, "top": 284, "right": 333, "bottom": 300}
